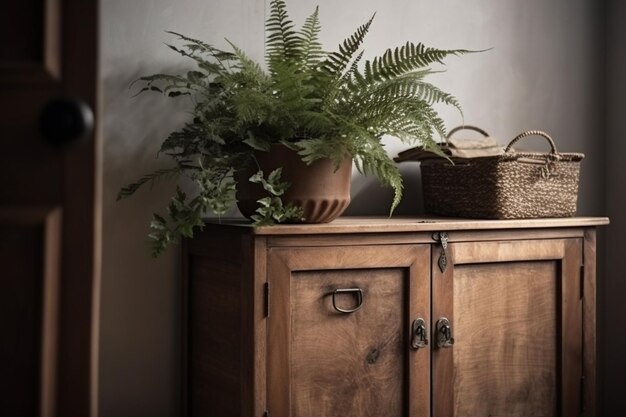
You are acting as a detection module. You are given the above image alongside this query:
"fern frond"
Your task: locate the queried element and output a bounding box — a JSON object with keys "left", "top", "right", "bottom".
{"left": 296, "top": 6, "right": 324, "bottom": 70}
{"left": 319, "top": 14, "right": 375, "bottom": 79}
{"left": 165, "top": 31, "right": 237, "bottom": 64}
{"left": 344, "top": 71, "right": 462, "bottom": 118}
{"left": 116, "top": 165, "right": 186, "bottom": 201}
{"left": 266, "top": 0, "right": 301, "bottom": 72}
{"left": 163, "top": 42, "right": 232, "bottom": 76}
{"left": 363, "top": 42, "right": 472, "bottom": 83}
{"left": 224, "top": 39, "right": 268, "bottom": 81}
{"left": 353, "top": 136, "right": 403, "bottom": 214}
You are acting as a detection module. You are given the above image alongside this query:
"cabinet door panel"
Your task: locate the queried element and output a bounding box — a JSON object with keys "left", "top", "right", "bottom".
{"left": 432, "top": 239, "right": 582, "bottom": 417}
{"left": 268, "top": 245, "right": 430, "bottom": 417}
{"left": 453, "top": 261, "right": 558, "bottom": 416}
{"left": 291, "top": 269, "right": 404, "bottom": 417}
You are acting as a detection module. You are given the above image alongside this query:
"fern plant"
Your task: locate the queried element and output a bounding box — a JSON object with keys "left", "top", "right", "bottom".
{"left": 118, "top": 0, "right": 473, "bottom": 256}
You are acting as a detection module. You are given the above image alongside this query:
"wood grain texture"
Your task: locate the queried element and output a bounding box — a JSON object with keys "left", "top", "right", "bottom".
{"left": 408, "top": 245, "right": 431, "bottom": 417}
{"left": 266, "top": 228, "right": 585, "bottom": 248}
{"left": 181, "top": 238, "right": 190, "bottom": 417}
{"left": 290, "top": 269, "right": 405, "bottom": 417}
{"left": 251, "top": 237, "right": 268, "bottom": 417}
{"left": 561, "top": 240, "right": 583, "bottom": 417}
{"left": 452, "top": 261, "right": 558, "bottom": 417}
{"left": 267, "top": 248, "right": 292, "bottom": 417}
{"left": 184, "top": 233, "right": 263, "bottom": 417}
{"left": 583, "top": 229, "right": 597, "bottom": 417}
{"left": 452, "top": 238, "right": 566, "bottom": 264}
{"left": 185, "top": 219, "right": 602, "bottom": 417}
{"left": 433, "top": 238, "right": 584, "bottom": 417}
{"left": 188, "top": 257, "right": 242, "bottom": 417}
{"left": 204, "top": 216, "right": 609, "bottom": 236}
{"left": 267, "top": 244, "right": 430, "bottom": 417}
{"left": 432, "top": 244, "right": 455, "bottom": 417}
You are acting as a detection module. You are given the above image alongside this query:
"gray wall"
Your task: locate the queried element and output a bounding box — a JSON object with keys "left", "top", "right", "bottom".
{"left": 604, "top": 0, "right": 626, "bottom": 414}
{"left": 100, "top": 0, "right": 606, "bottom": 415}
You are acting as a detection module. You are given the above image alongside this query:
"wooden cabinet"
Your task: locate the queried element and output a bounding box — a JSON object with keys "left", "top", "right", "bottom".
{"left": 183, "top": 217, "right": 607, "bottom": 417}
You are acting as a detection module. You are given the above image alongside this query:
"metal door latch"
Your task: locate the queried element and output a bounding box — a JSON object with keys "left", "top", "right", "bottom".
{"left": 411, "top": 318, "right": 428, "bottom": 350}
{"left": 436, "top": 317, "right": 455, "bottom": 348}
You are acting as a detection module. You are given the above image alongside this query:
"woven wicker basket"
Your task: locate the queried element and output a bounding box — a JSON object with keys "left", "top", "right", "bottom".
{"left": 420, "top": 129, "right": 584, "bottom": 219}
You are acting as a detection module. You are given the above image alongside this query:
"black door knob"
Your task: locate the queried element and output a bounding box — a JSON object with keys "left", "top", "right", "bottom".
{"left": 39, "top": 97, "right": 94, "bottom": 148}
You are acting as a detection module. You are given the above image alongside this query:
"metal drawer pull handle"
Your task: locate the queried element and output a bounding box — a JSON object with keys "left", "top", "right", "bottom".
{"left": 332, "top": 288, "right": 364, "bottom": 313}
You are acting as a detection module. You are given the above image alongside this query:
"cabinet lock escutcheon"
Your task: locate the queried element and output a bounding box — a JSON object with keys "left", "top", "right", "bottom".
{"left": 436, "top": 317, "right": 455, "bottom": 348}
{"left": 433, "top": 232, "right": 449, "bottom": 272}
{"left": 411, "top": 318, "right": 428, "bottom": 350}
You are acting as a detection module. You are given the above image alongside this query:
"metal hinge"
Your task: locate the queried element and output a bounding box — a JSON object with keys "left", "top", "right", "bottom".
{"left": 264, "top": 282, "right": 270, "bottom": 318}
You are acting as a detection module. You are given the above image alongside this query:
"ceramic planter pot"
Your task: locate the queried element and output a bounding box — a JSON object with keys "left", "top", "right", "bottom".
{"left": 235, "top": 145, "right": 352, "bottom": 223}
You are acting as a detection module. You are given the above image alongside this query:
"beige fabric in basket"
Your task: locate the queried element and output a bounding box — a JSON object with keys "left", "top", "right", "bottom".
{"left": 394, "top": 125, "right": 503, "bottom": 162}
{"left": 447, "top": 137, "right": 503, "bottom": 158}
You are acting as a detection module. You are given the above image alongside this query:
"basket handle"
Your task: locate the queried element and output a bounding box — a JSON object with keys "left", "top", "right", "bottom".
{"left": 446, "top": 125, "right": 490, "bottom": 139}
{"left": 505, "top": 130, "right": 557, "bottom": 154}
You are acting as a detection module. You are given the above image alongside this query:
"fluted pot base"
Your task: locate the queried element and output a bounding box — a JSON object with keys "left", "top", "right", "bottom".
{"left": 235, "top": 146, "right": 352, "bottom": 223}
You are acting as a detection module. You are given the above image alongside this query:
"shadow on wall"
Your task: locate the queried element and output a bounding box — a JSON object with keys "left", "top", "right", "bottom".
{"left": 345, "top": 163, "right": 424, "bottom": 217}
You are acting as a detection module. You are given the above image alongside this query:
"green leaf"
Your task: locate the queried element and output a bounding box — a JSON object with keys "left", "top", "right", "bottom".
{"left": 243, "top": 134, "right": 271, "bottom": 151}
{"left": 116, "top": 166, "right": 183, "bottom": 201}
{"left": 120, "top": 10, "right": 479, "bottom": 257}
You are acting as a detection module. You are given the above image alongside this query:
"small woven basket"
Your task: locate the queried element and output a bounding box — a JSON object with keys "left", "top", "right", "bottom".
{"left": 421, "top": 129, "right": 584, "bottom": 219}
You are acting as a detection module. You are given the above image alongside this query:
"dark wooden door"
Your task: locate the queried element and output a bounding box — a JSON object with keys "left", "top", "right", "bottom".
{"left": 431, "top": 238, "right": 583, "bottom": 417}
{"left": 267, "top": 244, "right": 431, "bottom": 417}
{"left": 0, "top": 1, "right": 99, "bottom": 416}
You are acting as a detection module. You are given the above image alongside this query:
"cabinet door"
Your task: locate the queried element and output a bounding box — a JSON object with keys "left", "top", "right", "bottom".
{"left": 267, "top": 244, "right": 430, "bottom": 417}
{"left": 432, "top": 238, "right": 583, "bottom": 417}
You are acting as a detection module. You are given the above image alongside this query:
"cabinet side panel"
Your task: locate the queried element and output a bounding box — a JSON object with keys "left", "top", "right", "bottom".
{"left": 188, "top": 254, "right": 242, "bottom": 417}
{"left": 583, "top": 229, "right": 597, "bottom": 417}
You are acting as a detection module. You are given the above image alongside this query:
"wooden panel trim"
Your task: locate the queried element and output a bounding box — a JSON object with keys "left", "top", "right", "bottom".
{"left": 181, "top": 238, "right": 190, "bottom": 417}
{"left": 41, "top": 207, "right": 62, "bottom": 417}
{"left": 432, "top": 237, "right": 585, "bottom": 416}
{"left": 583, "top": 229, "right": 597, "bottom": 417}
{"left": 266, "top": 228, "right": 585, "bottom": 248}
{"left": 0, "top": 0, "right": 62, "bottom": 83}
{"left": 266, "top": 251, "right": 292, "bottom": 417}
{"left": 271, "top": 245, "right": 430, "bottom": 271}
{"left": 452, "top": 239, "right": 569, "bottom": 264}
{"left": 267, "top": 244, "right": 430, "bottom": 416}
{"left": 57, "top": 0, "right": 100, "bottom": 415}
{"left": 245, "top": 236, "right": 267, "bottom": 417}
{"left": 408, "top": 246, "right": 431, "bottom": 417}
{"left": 0, "top": 206, "right": 63, "bottom": 417}
{"left": 44, "top": 0, "right": 62, "bottom": 79}
{"left": 431, "top": 244, "right": 455, "bottom": 417}
{"left": 215, "top": 216, "right": 609, "bottom": 236}
{"left": 561, "top": 239, "right": 584, "bottom": 416}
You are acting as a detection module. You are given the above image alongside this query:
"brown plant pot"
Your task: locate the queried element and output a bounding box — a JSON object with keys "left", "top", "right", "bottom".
{"left": 235, "top": 145, "right": 352, "bottom": 223}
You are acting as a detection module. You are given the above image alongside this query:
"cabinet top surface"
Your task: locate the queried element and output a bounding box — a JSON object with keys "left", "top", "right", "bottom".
{"left": 205, "top": 216, "right": 609, "bottom": 235}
